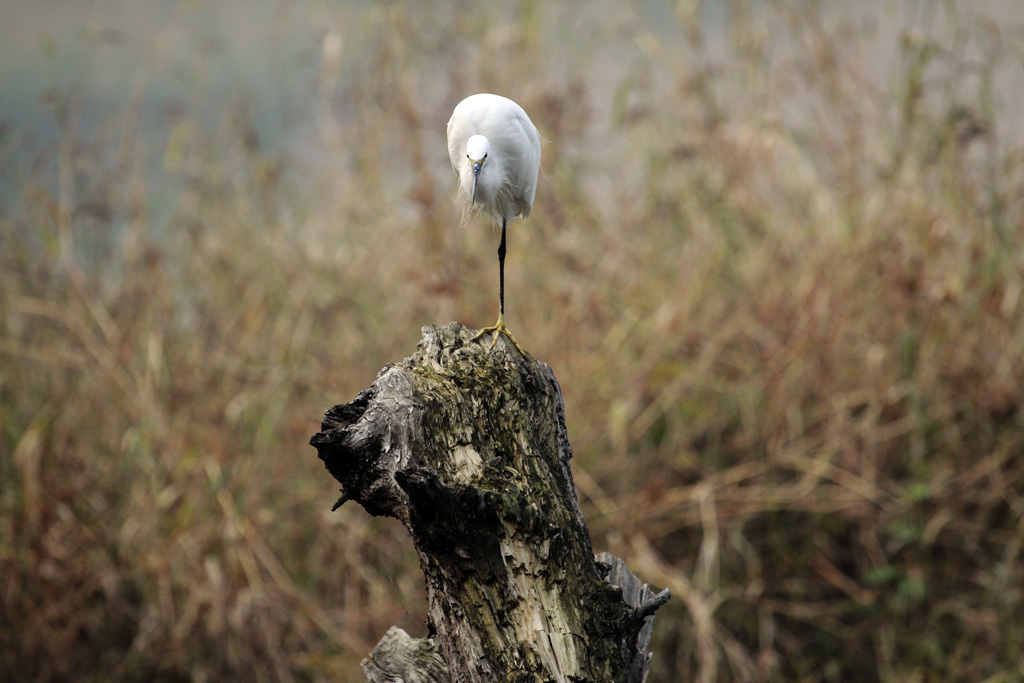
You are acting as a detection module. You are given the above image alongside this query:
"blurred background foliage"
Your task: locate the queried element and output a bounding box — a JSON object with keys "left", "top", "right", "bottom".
{"left": 2, "top": 0, "right": 1023, "bottom": 681}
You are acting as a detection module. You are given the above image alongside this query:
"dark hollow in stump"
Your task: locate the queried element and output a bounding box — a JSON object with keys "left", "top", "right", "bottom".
{"left": 310, "top": 323, "right": 670, "bottom": 683}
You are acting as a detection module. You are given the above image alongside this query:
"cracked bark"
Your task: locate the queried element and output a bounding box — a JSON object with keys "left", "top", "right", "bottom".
{"left": 310, "top": 323, "right": 669, "bottom": 683}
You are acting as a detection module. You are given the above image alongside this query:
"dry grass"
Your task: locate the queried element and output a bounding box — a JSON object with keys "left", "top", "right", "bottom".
{"left": 2, "top": 2, "right": 1023, "bottom": 681}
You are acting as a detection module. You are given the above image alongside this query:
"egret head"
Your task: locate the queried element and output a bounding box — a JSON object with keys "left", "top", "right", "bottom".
{"left": 466, "top": 134, "right": 490, "bottom": 205}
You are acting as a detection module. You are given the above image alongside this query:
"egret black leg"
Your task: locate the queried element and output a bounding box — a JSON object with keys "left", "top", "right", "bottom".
{"left": 471, "top": 217, "right": 525, "bottom": 355}
{"left": 498, "top": 217, "right": 507, "bottom": 317}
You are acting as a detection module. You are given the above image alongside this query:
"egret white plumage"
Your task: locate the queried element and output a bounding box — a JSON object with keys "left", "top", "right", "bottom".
{"left": 447, "top": 93, "right": 541, "bottom": 354}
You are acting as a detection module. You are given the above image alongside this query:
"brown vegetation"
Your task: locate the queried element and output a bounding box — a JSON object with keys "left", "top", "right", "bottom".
{"left": 2, "top": 2, "right": 1022, "bottom": 681}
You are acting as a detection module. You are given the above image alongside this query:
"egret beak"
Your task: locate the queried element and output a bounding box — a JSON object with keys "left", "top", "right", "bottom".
{"left": 471, "top": 159, "right": 483, "bottom": 205}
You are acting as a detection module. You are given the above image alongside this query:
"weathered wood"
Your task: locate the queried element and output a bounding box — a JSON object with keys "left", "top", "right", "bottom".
{"left": 596, "top": 552, "right": 671, "bottom": 683}
{"left": 361, "top": 627, "right": 449, "bottom": 683}
{"left": 310, "top": 323, "right": 669, "bottom": 682}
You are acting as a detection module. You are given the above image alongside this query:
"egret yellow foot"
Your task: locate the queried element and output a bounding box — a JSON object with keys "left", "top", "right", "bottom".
{"left": 472, "top": 315, "right": 525, "bottom": 355}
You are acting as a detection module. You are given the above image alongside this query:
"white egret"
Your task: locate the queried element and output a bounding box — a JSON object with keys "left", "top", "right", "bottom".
{"left": 447, "top": 93, "right": 541, "bottom": 354}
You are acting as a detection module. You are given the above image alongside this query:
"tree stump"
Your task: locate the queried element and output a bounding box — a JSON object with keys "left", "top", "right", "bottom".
{"left": 310, "top": 323, "right": 670, "bottom": 683}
